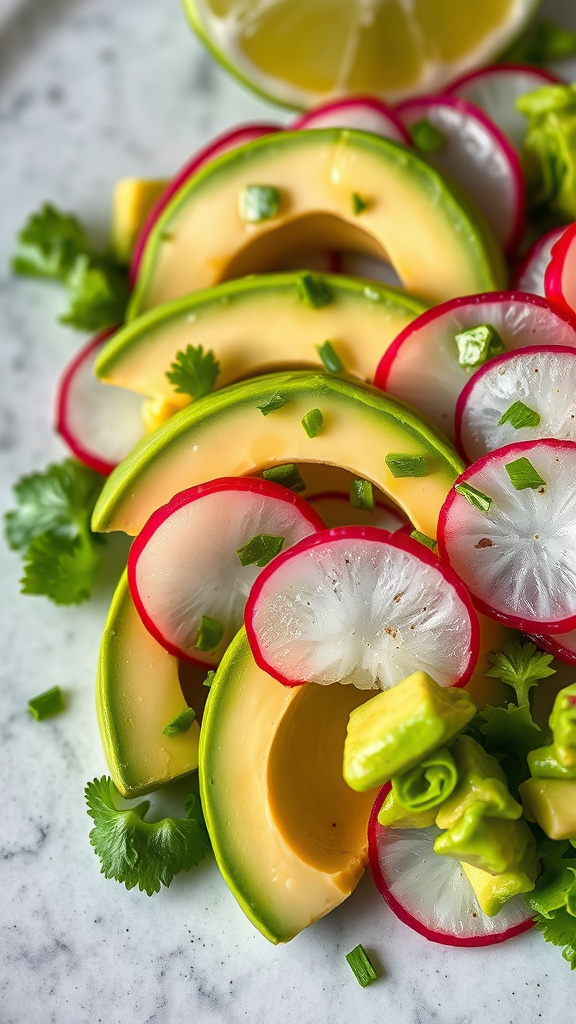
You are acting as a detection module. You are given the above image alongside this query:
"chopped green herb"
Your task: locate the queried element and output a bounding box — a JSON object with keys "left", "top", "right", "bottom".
{"left": 27, "top": 686, "right": 65, "bottom": 721}
{"left": 298, "top": 273, "right": 332, "bottom": 309}
{"left": 454, "top": 482, "right": 492, "bottom": 512}
{"left": 257, "top": 393, "right": 287, "bottom": 416}
{"left": 239, "top": 184, "right": 281, "bottom": 223}
{"left": 499, "top": 401, "right": 541, "bottom": 430}
{"left": 12, "top": 203, "right": 89, "bottom": 281}
{"left": 60, "top": 254, "right": 129, "bottom": 332}
{"left": 350, "top": 479, "right": 374, "bottom": 512}
{"left": 163, "top": 707, "right": 196, "bottom": 735}
{"left": 194, "top": 615, "right": 224, "bottom": 652}
{"left": 410, "top": 529, "right": 437, "bottom": 551}
{"left": 316, "top": 340, "right": 344, "bottom": 373}
{"left": 454, "top": 323, "right": 505, "bottom": 368}
{"left": 486, "top": 639, "right": 555, "bottom": 707}
{"left": 352, "top": 192, "right": 369, "bottom": 215}
{"left": 237, "top": 533, "right": 285, "bottom": 567}
{"left": 301, "top": 408, "right": 323, "bottom": 438}
{"left": 504, "top": 19, "right": 576, "bottom": 66}
{"left": 385, "top": 453, "right": 429, "bottom": 478}
{"left": 166, "top": 345, "right": 220, "bottom": 401}
{"left": 505, "top": 457, "right": 546, "bottom": 490}
{"left": 409, "top": 118, "right": 445, "bottom": 153}
{"left": 203, "top": 670, "right": 216, "bottom": 688}
{"left": 345, "top": 944, "right": 378, "bottom": 987}
{"left": 516, "top": 83, "right": 576, "bottom": 220}
{"left": 262, "top": 464, "right": 306, "bottom": 492}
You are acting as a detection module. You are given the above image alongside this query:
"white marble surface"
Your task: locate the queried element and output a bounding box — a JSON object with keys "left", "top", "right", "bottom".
{"left": 2, "top": 1, "right": 576, "bottom": 1021}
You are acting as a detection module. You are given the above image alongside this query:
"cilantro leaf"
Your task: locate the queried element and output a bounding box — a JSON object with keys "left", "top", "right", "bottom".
{"left": 533, "top": 907, "right": 576, "bottom": 969}
{"left": 12, "top": 203, "right": 89, "bottom": 281}
{"left": 486, "top": 640, "right": 555, "bottom": 706}
{"left": 20, "top": 533, "right": 100, "bottom": 605}
{"left": 60, "top": 254, "right": 129, "bottom": 331}
{"left": 526, "top": 840, "right": 576, "bottom": 919}
{"left": 5, "top": 459, "right": 103, "bottom": 552}
{"left": 85, "top": 777, "right": 210, "bottom": 895}
{"left": 476, "top": 703, "right": 544, "bottom": 794}
{"left": 165, "top": 345, "right": 220, "bottom": 400}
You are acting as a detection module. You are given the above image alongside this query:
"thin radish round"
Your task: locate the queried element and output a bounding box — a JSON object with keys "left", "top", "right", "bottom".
{"left": 292, "top": 96, "right": 411, "bottom": 145}
{"left": 127, "top": 477, "right": 324, "bottom": 666}
{"left": 530, "top": 629, "right": 576, "bottom": 667}
{"left": 446, "top": 64, "right": 562, "bottom": 151}
{"left": 368, "top": 787, "right": 534, "bottom": 947}
{"left": 397, "top": 95, "right": 525, "bottom": 256}
{"left": 245, "top": 527, "right": 479, "bottom": 690}
{"left": 375, "top": 292, "right": 576, "bottom": 440}
{"left": 455, "top": 345, "right": 576, "bottom": 463}
{"left": 512, "top": 226, "right": 565, "bottom": 295}
{"left": 130, "top": 122, "right": 280, "bottom": 285}
{"left": 56, "top": 330, "right": 146, "bottom": 476}
{"left": 438, "top": 439, "right": 576, "bottom": 633}
{"left": 544, "top": 221, "right": 576, "bottom": 320}
{"left": 307, "top": 492, "right": 408, "bottom": 532}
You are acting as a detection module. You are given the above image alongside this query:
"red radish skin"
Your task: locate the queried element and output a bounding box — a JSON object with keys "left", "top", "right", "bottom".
{"left": 56, "top": 329, "right": 145, "bottom": 476}
{"left": 529, "top": 629, "right": 576, "bottom": 667}
{"left": 128, "top": 476, "right": 325, "bottom": 666}
{"left": 512, "top": 226, "right": 566, "bottom": 295}
{"left": 245, "top": 526, "right": 479, "bottom": 690}
{"left": 292, "top": 96, "right": 411, "bottom": 145}
{"left": 397, "top": 95, "right": 525, "bottom": 256}
{"left": 130, "top": 122, "right": 280, "bottom": 285}
{"left": 368, "top": 786, "right": 534, "bottom": 947}
{"left": 544, "top": 222, "right": 576, "bottom": 321}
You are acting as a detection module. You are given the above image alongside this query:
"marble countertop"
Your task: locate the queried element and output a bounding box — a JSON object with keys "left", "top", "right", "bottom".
{"left": 2, "top": 1, "right": 576, "bottom": 1021}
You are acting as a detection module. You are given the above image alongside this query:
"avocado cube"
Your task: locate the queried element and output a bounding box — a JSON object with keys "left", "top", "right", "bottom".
{"left": 377, "top": 787, "right": 437, "bottom": 829}
{"left": 549, "top": 683, "right": 576, "bottom": 768}
{"left": 434, "top": 806, "right": 537, "bottom": 875}
{"left": 435, "top": 735, "right": 522, "bottom": 829}
{"left": 461, "top": 861, "right": 536, "bottom": 916}
{"left": 528, "top": 743, "right": 576, "bottom": 780}
{"left": 519, "top": 777, "right": 576, "bottom": 840}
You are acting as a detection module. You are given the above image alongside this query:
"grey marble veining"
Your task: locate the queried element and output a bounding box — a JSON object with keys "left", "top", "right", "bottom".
{"left": 2, "top": 0, "right": 576, "bottom": 1021}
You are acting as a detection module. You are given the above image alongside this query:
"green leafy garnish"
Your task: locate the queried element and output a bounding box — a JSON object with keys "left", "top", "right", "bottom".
{"left": 350, "top": 479, "right": 374, "bottom": 512}
{"left": 162, "top": 708, "right": 196, "bottom": 735}
{"left": 257, "top": 393, "right": 287, "bottom": 416}
{"left": 533, "top": 907, "right": 576, "bottom": 969}
{"left": 504, "top": 456, "right": 546, "bottom": 490}
{"left": 301, "top": 408, "right": 323, "bottom": 438}
{"left": 298, "top": 273, "right": 332, "bottom": 309}
{"left": 499, "top": 400, "right": 541, "bottom": 430}
{"left": 20, "top": 532, "right": 101, "bottom": 605}
{"left": 166, "top": 345, "right": 220, "bottom": 401}
{"left": 345, "top": 944, "right": 378, "bottom": 987}
{"left": 454, "top": 481, "right": 492, "bottom": 512}
{"left": 262, "top": 464, "right": 305, "bottom": 492}
{"left": 352, "top": 192, "right": 369, "bottom": 215}
{"left": 410, "top": 529, "right": 436, "bottom": 551}
{"left": 385, "top": 453, "right": 429, "bottom": 478}
{"left": 408, "top": 118, "right": 445, "bottom": 154}
{"left": 12, "top": 203, "right": 88, "bottom": 280}
{"left": 316, "top": 340, "right": 344, "bottom": 373}
{"left": 27, "top": 686, "right": 65, "bottom": 721}
{"left": 477, "top": 702, "right": 544, "bottom": 766}
{"left": 504, "top": 19, "right": 576, "bottom": 65}
{"left": 237, "top": 533, "right": 284, "bottom": 567}
{"left": 59, "top": 254, "right": 129, "bottom": 332}
{"left": 454, "top": 323, "right": 505, "bottom": 368}
{"left": 85, "top": 777, "right": 210, "bottom": 895}
{"left": 239, "top": 184, "right": 281, "bottom": 222}
{"left": 204, "top": 670, "right": 216, "bottom": 688}
{"left": 526, "top": 838, "right": 576, "bottom": 919}
{"left": 486, "top": 640, "right": 556, "bottom": 707}
{"left": 194, "top": 616, "right": 224, "bottom": 653}
{"left": 517, "top": 83, "right": 576, "bottom": 219}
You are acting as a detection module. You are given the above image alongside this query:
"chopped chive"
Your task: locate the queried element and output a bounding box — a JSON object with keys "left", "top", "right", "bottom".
{"left": 163, "top": 707, "right": 196, "bottom": 735}
{"left": 257, "top": 392, "right": 287, "bottom": 416}
{"left": 237, "top": 533, "right": 285, "bottom": 567}
{"left": 239, "top": 184, "right": 280, "bottom": 223}
{"left": 298, "top": 273, "right": 332, "bottom": 309}
{"left": 352, "top": 192, "right": 369, "bottom": 215}
{"left": 454, "top": 323, "right": 505, "bottom": 368}
{"left": 194, "top": 615, "right": 224, "bottom": 652}
{"left": 454, "top": 482, "right": 493, "bottom": 512}
{"left": 505, "top": 457, "right": 547, "bottom": 490}
{"left": 302, "top": 408, "right": 323, "bottom": 438}
{"left": 345, "top": 944, "right": 378, "bottom": 987}
{"left": 262, "top": 463, "right": 306, "bottom": 492}
{"left": 350, "top": 479, "right": 374, "bottom": 512}
{"left": 410, "top": 529, "right": 437, "bottom": 550}
{"left": 316, "top": 340, "right": 344, "bottom": 373}
{"left": 498, "top": 400, "right": 541, "bottom": 430}
{"left": 409, "top": 118, "right": 445, "bottom": 153}
{"left": 203, "top": 670, "right": 216, "bottom": 688}
{"left": 385, "top": 453, "right": 429, "bottom": 478}
{"left": 27, "top": 685, "right": 65, "bottom": 720}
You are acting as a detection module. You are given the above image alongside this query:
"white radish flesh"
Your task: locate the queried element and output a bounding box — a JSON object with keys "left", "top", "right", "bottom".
{"left": 512, "top": 226, "right": 565, "bottom": 295}
{"left": 292, "top": 96, "right": 410, "bottom": 144}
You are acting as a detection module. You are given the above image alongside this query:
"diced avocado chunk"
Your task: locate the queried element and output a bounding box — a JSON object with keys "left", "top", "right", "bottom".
{"left": 342, "top": 671, "right": 476, "bottom": 793}
{"left": 377, "top": 787, "right": 437, "bottom": 829}
{"left": 549, "top": 683, "right": 576, "bottom": 768}
{"left": 435, "top": 735, "right": 522, "bottom": 829}
{"left": 461, "top": 861, "right": 536, "bottom": 917}
{"left": 434, "top": 805, "right": 537, "bottom": 876}
{"left": 392, "top": 746, "right": 457, "bottom": 813}
{"left": 519, "top": 777, "right": 576, "bottom": 840}
{"left": 528, "top": 743, "right": 576, "bottom": 779}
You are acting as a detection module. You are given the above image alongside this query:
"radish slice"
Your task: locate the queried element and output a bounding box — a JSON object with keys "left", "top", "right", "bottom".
{"left": 544, "top": 221, "right": 576, "bottom": 320}
{"left": 455, "top": 345, "right": 576, "bottom": 463}
{"left": 56, "top": 330, "right": 145, "bottom": 476}
{"left": 337, "top": 252, "right": 402, "bottom": 288}
{"left": 437, "top": 439, "right": 576, "bottom": 633}
{"left": 245, "top": 527, "right": 479, "bottom": 690}
{"left": 529, "top": 629, "right": 576, "bottom": 667}
{"left": 446, "top": 64, "right": 562, "bottom": 151}
{"left": 130, "top": 122, "right": 280, "bottom": 285}
{"left": 512, "top": 226, "right": 566, "bottom": 295}
{"left": 397, "top": 96, "right": 525, "bottom": 256}
{"left": 127, "top": 477, "right": 324, "bottom": 666}
{"left": 307, "top": 492, "right": 408, "bottom": 532}
{"left": 375, "top": 292, "right": 576, "bottom": 440}
{"left": 368, "top": 787, "right": 534, "bottom": 947}
{"left": 292, "top": 96, "right": 411, "bottom": 145}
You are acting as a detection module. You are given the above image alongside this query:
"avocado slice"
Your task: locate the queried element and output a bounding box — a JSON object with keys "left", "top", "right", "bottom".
{"left": 200, "top": 628, "right": 375, "bottom": 943}
{"left": 112, "top": 178, "right": 167, "bottom": 264}
{"left": 97, "top": 572, "right": 201, "bottom": 798}
{"left": 129, "top": 128, "right": 504, "bottom": 317}
{"left": 96, "top": 272, "right": 427, "bottom": 411}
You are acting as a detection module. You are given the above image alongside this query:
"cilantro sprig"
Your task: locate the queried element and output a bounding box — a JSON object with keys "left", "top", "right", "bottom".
{"left": 486, "top": 640, "right": 556, "bottom": 707}
{"left": 166, "top": 345, "right": 220, "bottom": 401}
{"left": 526, "top": 836, "right": 576, "bottom": 969}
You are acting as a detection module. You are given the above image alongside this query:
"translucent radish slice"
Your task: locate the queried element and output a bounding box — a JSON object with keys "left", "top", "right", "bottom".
{"left": 130, "top": 122, "right": 280, "bottom": 285}
{"left": 438, "top": 439, "right": 576, "bottom": 633}
{"left": 375, "top": 292, "right": 576, "bottom": 440}
{"left": 368, "top": 787, "right": 533, "bottom": 947}
{"left": 291, "top": 96, "right": 411, "bottom": 145}
{"left": 455, "top": 345, "right": 576, "bottom": 463}
{"left": 544, "top": 221, "right": 576, "bottom": 320}
{"left": 127, "top": 477, "right": 324, "bottom": 666}
{"left": 245, "top": 527, "right": 479, "bottom": 690}
{"left": 397, "top": 96, "right": 525, "bottom": 256}
{"left": 512, "top": 226, "right": 565, "bottom": 295}
{"left": 446, "top": 64, "right": 562, "bottom": 151}
{"left": 307, "top": 492, "right": 408, "bottom": 532}
{"left": 529, "top": 628, "right": 576, "bottom": 667}
{"left": 56, "top": 330, "right": 145, "bottom": 476}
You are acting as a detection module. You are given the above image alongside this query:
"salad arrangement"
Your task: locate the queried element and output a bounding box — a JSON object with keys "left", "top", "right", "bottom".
{"left": 9, "top": 4, "right": 576, "bottom": 986}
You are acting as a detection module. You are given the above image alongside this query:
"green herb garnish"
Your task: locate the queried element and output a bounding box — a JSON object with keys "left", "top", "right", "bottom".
{"left": 345, "top": 944, "right": 378, "bottom": 987}
{"left": 237, "top": 534, "right": 284, "bottom": 567}
{"left": 162, "top": 708, "right": 196, "bottom": 735}
{"left": 454, "top": 323, "right": 505, "bottom": 368}
{"left": 352, "top": 192, "right": 369, "bottom": 215}
{"left": 262, "top": 464, "right": 306, "bottom": 492}
{"left": 410, "top": 529, "right": 436, "bottom": 551}
{"left": 257, "top": 393, "right": 287, "bottom": 416}
{"left": 409, "top": 118, "right": 445, "bottom": 153}
{"left": 301, "top": 408, "right": 323, "bottom": 438}
{"left": 504, "top": 20, "right": 576, "bottom": 67}
{"left": 454, "top": 482, "right": 492, "bottom": 512}
{"left": 486, "top": 640, "right": 556, "bottom": 707}
{"left": 385, "top": 453, "right": 429, "bottom": 478}
{"left": 239, "top": 184, "right": 281, "bottom": 223}
{"left": 499, "top": 401, "right": 541, "bottom": 430}
{"left": 194, "top": 615, "right": 224, "bottom": 652}
{"left": 166, "top": 345, "right": 220, "bottom": 400}
{"left": 27, "top": 686, "right": 65, "bottom": 720}
{"left": 203, "top": 670, "right": 216, "bottom": 688}
{"left": 316, "top": 340, "right": 344, "bottom": 373}
{"left": 350, "top": 479, "right": 374, "bottom": 512}
{"left": 504, "top": 457, "right": 546, "bottom": 490}
{"left": 298, "top": 273, "right": 332, "bottom": 309}
{"left": 60, "top": 254, "right": 129, "bottom": 331}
